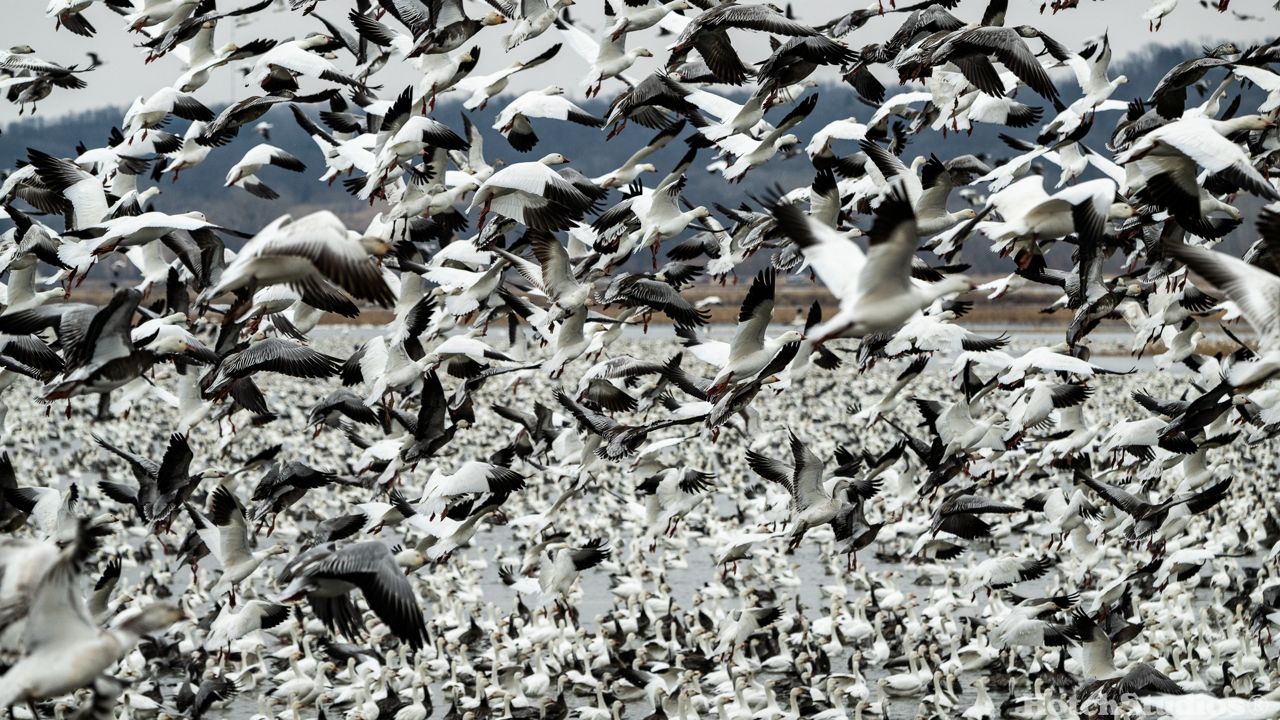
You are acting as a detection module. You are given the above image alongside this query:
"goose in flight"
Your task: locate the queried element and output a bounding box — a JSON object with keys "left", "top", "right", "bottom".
{"left": 1115, "top": 115, "right": 1280, "bottom": 202}
{"left": 493, "top": 85, "right": 605, "bottom": 152}
{"left": 95, "top": 431, "right": 223, "bottom": 530}
{"left": 666, "top": 2, "right": 820, "bottom": 85}
{"left": 688, "top": 268, "right": 803, "bottom": 397}
{"left": 203, "top": 210, "right": 396, "bottom": 311}
{"left": 773, "top": 186, "right": 974, "bottom": 343}
{"left": 859, "top": 140, "right": 977, "bottom": 235}
{"left": 187, "top": 485, "right": 288, "bottom": 605}
{"left": 277, "top": 541, "right": 428, "bottom": 648}
{"left": 746, "top": 430, "right": 880, "bottom": 550}
{"left": 470, "top": 154, "right": 596, "bottom": 231}
{"left": 1076, "top": 466, "right": 1231, "bottom": 540}
{"left": 1164, "top": 236, "right": 1280, "bottom": 388}
{"left": 0, "top": 523, "right": 183, "bottom": 711}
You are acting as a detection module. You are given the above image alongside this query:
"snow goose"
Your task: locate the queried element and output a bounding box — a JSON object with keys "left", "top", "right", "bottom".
{"left": 991, "top": 593, "right": 1077, "bottom": 649}
{"left": 189, "top": 485, "right": 288, "bottom": 603}
{"left": 246, "top": 33, "right": 364, "bottom": 92}
{"left": 758, "top": 35, "right": 856, "bottom": 98}
{"left": 63, "top": 210, "right": 231, "bottom": 258}
{"left": 497, "top": 0, "right": 573, "bottom": 50}
{"left": 455, "top": 41, "right": 560, "bottom": 110}
{"left": 204, "top": 210, "right": 396, "bottom": 309}
{"left": 1163, "top": 236, "right": 1280, "bottom": 388}
{"left": 860, "top": 140, "right": 977, "bottom": 234}
{"left": 717, "top": 93, "right": 816, "bottom": 182}
{"left": 714, "top": 606, "right": 782, "bottom": 661}
{"left": 1079, "top": 662, "right": 1186, "bottom": 714}
{"left": 393, "top": 0, "right": 507, "bottom": 57}
{"left": 1076, "top": 466, "right": 1230, "bottom": 539}
{"left": 918, "top": 24, "right": 1065, "bottom": 108}
{"left": 204, "top": 599, "right": 291, "bottom": 653}
{"left": 24, "top": 148, "right": 107, "bottom": 231}
{"left": 773, "top": 186, "right": 974, "bottom": 343}
{"left": 44, "top": 0, "right": 129, "bottom": 37}
{"left": 636, "top": 466, "right": 714, "bottom": 541}
{"left": 929, "top": 488, "right": 1022, "bottom": 539}
{"left": 425, "top": 460, "right": 526, "bottom": 499}
{"left": 666, "top": 2, "right": 819, "bottom": 85}
{"left": 602, "top": 71, "right": 707, "bottom": 137}
{"left": 606, "top": 0, "right": 690, "bottom": 41}
{"left": 832, "top": 498, "right": 884, "bottom": 571}
{"left": 470, "top": 154, "right": 595, "bottom": 231}
{"left": 594, "top": 121, "right": 682, "bottom": 189}
{"left": 1115, "top": 115, "right": 1280, "bottom": 201}
{"left": 0, "top": 524, "right": 183, "bottom": 710}
{"left": 700, "top": 269, "right": 803, "bottom": 395}
{"left": 745, "top": 430, "right": 877, "bottom": 549}
{"left": 532, "top": 537, "right": 611, "bottom": 608}
{"left": 121, "top": 86, "right": 213, "bottom": 133}
{"left": 277, "top": 541, "right": 428, "bottom": 648}
{"left": 493, "top": 85, "right": 605, "bottom": 152}
{"left": 952, "top": 344, "right": 1119, "bottom": 386}
{"left": 0, "top": 483, "right": 78, "bottom": 539}
{"left": 95, "top": 431, "right": 222, "bottom": 530}
{"left": 1143, "top": 0, "right": 1178, "bottom": 31}
{"left": 203, "top": 336, "right": 343, "bottom": 399}
{"left": 556, "top": 18, "right": 653, "bottom": 98}
{"left": 957, "top": 176, "right": 1133, "bottom": 261}
{"left": 224, "top": 144, "right": 307, "bottom": 199}
{"left": 1050, "top": 32, "right": 1127, "bottom": 113}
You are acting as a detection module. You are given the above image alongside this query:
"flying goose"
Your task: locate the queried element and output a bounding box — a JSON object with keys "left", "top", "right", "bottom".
{"left": 188, "top": 485, "right": 288, "bottom": 604}
{"left": 493, "top": 85, "right": 605, "bottom": 152}
{"left": 667, "top": 2, "right": 819, "bottom": 85}
{"left": 277, "top": 541, "right": 428, "bottom": 648}
{"left": 773, "top": 185, "right": 974, "bottom": 343}
{"left": 204, "top": 210, "right": 396, "bottom": 310}
{"left": 96, "top": 431, "right": 223, "bottom": 530}
{"left": 746, "top": 430, "right": 880, "bottom": 550}
{"left": 470, "top": 154, "right": 596, "bottom": 231}
{"left": 0, "top": 523, "right": 183, "bottom": 710}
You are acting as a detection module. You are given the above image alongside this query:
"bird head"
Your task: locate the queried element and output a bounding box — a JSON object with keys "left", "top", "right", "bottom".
{"left": 359, "top": 235, "right": 393, "bottom": 256}
{"left": 776, "top": 329, "right": 805, "bottom": 344}
{"left": 482, "top": 11, "right": 507, "bottom": 26}
{"left": 1108, "top": 201, "right": 1135, "bottom": 220}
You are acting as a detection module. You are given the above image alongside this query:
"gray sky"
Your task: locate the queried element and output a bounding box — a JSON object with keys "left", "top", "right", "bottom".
{"left": 9, "top": 0, "right": 1279, "bottom": 120}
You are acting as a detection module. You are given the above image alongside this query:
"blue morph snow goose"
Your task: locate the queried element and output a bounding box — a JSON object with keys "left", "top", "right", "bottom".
{"left": 276, "top": 540, "right": 428, "bottom": 648}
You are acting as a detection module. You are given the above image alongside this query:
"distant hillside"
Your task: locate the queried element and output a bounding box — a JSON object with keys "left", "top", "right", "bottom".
{"left": 0, "top": 41, "right": 1265, "bottom": 277}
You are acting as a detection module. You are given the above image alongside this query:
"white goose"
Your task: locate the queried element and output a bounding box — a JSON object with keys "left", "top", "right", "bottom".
{"left": 190, "top": 485, "right": 288, "bottom": 603}
{"left": 1115, "top": 114, "right": 1279, "bottom": 201}
{"left": 204, "top": 210, "right": 395, "bottom": 309}
{"left": 469, "top": 154, "right": 595, "bottom": 231}
{"left": 773, "top": 186, "right": 973, "bottom": 343}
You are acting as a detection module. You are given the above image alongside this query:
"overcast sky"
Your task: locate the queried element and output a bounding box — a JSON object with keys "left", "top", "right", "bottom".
{"left": 9, "top": 0, "right": 1279, "bottom": 120}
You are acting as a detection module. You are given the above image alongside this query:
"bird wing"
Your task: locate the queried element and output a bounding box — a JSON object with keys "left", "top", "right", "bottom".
{"left": 769, "top": 199, "right": 864, "bottom": 301}
{"left": 221, "top": 338, "right": 343, "bottom": 379}
{"left": 728, "top": 269, "right": 776, "bottom": 361}
{"left": 156, "top": 432, "right": 194, "bottom": 495}
{"left": 789, "top": 431, "right": 827, "bottom": 511}
{"left": 321, "top": 542, "right": 427, "bottom": 648}
{"left": 1165, "top": 238, "right": 1280, "bottom": 353}
{"left": 208, "top": 485, "right": 251, "bottom": 563}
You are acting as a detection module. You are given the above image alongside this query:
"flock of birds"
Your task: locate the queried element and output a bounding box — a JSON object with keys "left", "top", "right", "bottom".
{"left": 4, "top": 0, "right": 1280, "bottom": 718}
